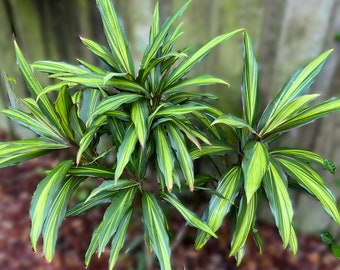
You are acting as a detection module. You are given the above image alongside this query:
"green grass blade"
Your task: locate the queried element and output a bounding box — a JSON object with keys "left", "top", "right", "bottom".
{"left": 154, "top": 125, "right": 175, "bottom": 192}
{"left": 162, "top": 192, "right": 217, "bottom": 237}
{"left": 96, "top": 0, "right": 134, "bottom": 75}
{"left": 115, "top": 124, "right": 138, "bottom": 182}
{"left": 108, "top": 209, "right": 133, "bottom": 270}
{"left": 277, "top": 157, "right": 340, "bottom": 224}
{"left": 242, "top": 141, "right": 269, "bottom": 202}
{"left": 43, "top": 177, "right": 83, "bottom": 261}
{"left": 30, "top": 160, "right": 73, "bottom": 252}
{"left": 242, "top": 31, "right": 258, "bottom": 127}
{"left": 167, "top": 124, "right": 195, "bottom": 191}
{"left": 263, "top": 160, "right": 293, "bottom": 247}
{"left": 195, "top": 166, "right": 242, "bottom": 249}
{"left": 142, "top": 193, "right": 171, "bottom": 270}
{"left": 258, "top": 49, "right": 333, "bottom": 130}
{"left": 165, "top": 29, "right": 243, "bottom": 87}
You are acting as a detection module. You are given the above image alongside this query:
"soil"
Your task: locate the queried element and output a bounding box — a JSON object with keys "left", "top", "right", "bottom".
{"left": 1, "top": 131, "right": 340, "bottom": 270}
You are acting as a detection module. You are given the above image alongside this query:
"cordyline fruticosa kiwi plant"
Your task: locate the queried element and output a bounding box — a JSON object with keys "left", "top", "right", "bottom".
{"left": 1, "top": 0, "right": 340, "bottom": 269}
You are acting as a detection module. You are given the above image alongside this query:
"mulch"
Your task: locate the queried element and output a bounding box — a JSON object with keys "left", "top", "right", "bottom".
{"left": 0, "top": 131, "right": 340, "bottom": 269}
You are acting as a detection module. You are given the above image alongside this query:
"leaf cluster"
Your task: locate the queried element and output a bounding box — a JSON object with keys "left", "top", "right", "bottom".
{"left": 1, "top": 0, "right": 340, "bottom": 269}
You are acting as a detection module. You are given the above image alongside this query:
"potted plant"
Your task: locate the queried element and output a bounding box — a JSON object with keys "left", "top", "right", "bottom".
{"left": 1, "top": 0, "right": 340, "bottom": 269}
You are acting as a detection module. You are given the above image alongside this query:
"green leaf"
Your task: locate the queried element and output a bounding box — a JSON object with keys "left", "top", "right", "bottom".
{"left": 2, "top": 108, "right": 64, "bottom": 143}
{"left": 289, "top": 225, "right": 298, "bottom": 255}
{"left": 270, "top": 147, "right": 336, "bottom": 174}
{"left": 212, "top": 114, "right": 257, "bottom": 134}
{"left": 66, "top": 180, "right": 137, "bottom": 217}
{"left": 96, "top": 0, "right": 134, "bottom": 75}
{"left": 141, "top": 0, "right": 191, "bottom": 69}
{"left": 163, "top": 75, "right": 229, "bottom": 95}
{"left": 263, "top": 160, "right": 293, "bottom": 247}
{"left": 36, "top": 81, "right": 78, "bottom": 99}
{"left": 270, "top": 97, "right": 340, "bottom": 134}
{"left": 97, "top": 187, "right": 136, "bottom": 255}
{"left": 320, "top": 232, "right": 335, "bottom": 245}
{"left": 43, "top": 176, "right": 83, "bottom": 261}
{"left": 242, "top": 31, "right": 258, "bottom": 127}
{"left": 69, "top": 105, "right": 86, "bottom": 144}
{"left": 80, "top": 89, "right": 102, "bottom": 126}
{"left": 142, "top": 193, "right": 171, "bottom": 270}
{"left": 131, "top": 100, "right": 149, "bottom": 149}
{"left": 331, "top": 243, "right": 340, "bottom": 259}
{"left": 165, "top": 29, "right": 243, "bottom": 87}
{"left": 277, "top": 157, "right": 340, "bottom": 224}
{"left": 92, "top": 92, "right": 141, "bottom": 119}
{"left": 85, "top": 180, "right": 138, "bottom": 203}
{"left": 167, "top": 91, "right": 218, "bottom": 104}
{"left": 167, "top": 124, "right": 195, "bottom": 191}
{"left": 80, "top": 37, "right": 120, "bottom": 70}
{"left": 258, "top": 49, "right": 333, "bottom": 130}
{"left": 162, "top": 192, "right": 217, "bottom": 237}
{"left": 55, "top": 85, "right": 75, "bottom": 141}
{"left": 190, "top": 142, "right": 234, "bottom": 159}
{"left": 155, "top": 103, "right": 209, "bottom": 118}
{"left": 57, "top": 74, "right": 147, "bottom": 94}
{"left": 30, "top": 160, "right": 73, "bottom": 252}
{"left": 154, "top": 125, "right": 175, "bottom": 191}
{"left": 32, "top": 60, "right": 88, "bottom": 74}
{"left": 229, "top": 194, "right": 258, "bottom": 256}
{"left": 14, "top": 41, "right": 63, "bottom": 134}
{"left": 242, "top": 141, "right": 269, "bottom": 202}
{"left": 68, "top": 165, "right": 115, "bottom": 178}
{"left": 84, "top": 187, "right": 136, "bottom": 265}
{"left": 108, "top": 209, "right": 133, "bottom": 270}
{"left": 260, "top": 94, "right": 320, "bottom": 136}
{"left": 195, "top": 166, "right": 242, "bottom": 249}
{"left": 115, "top": 124, "right": 138, "bottom": 182}
{"left": 85, "top": 223, "right": 104, "bottom": 266}
{"left": 0, "top": 139, "right": 68, "bottom": 168}
{"left": 76, "top": 115, "right": 106, "bottom": 164}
